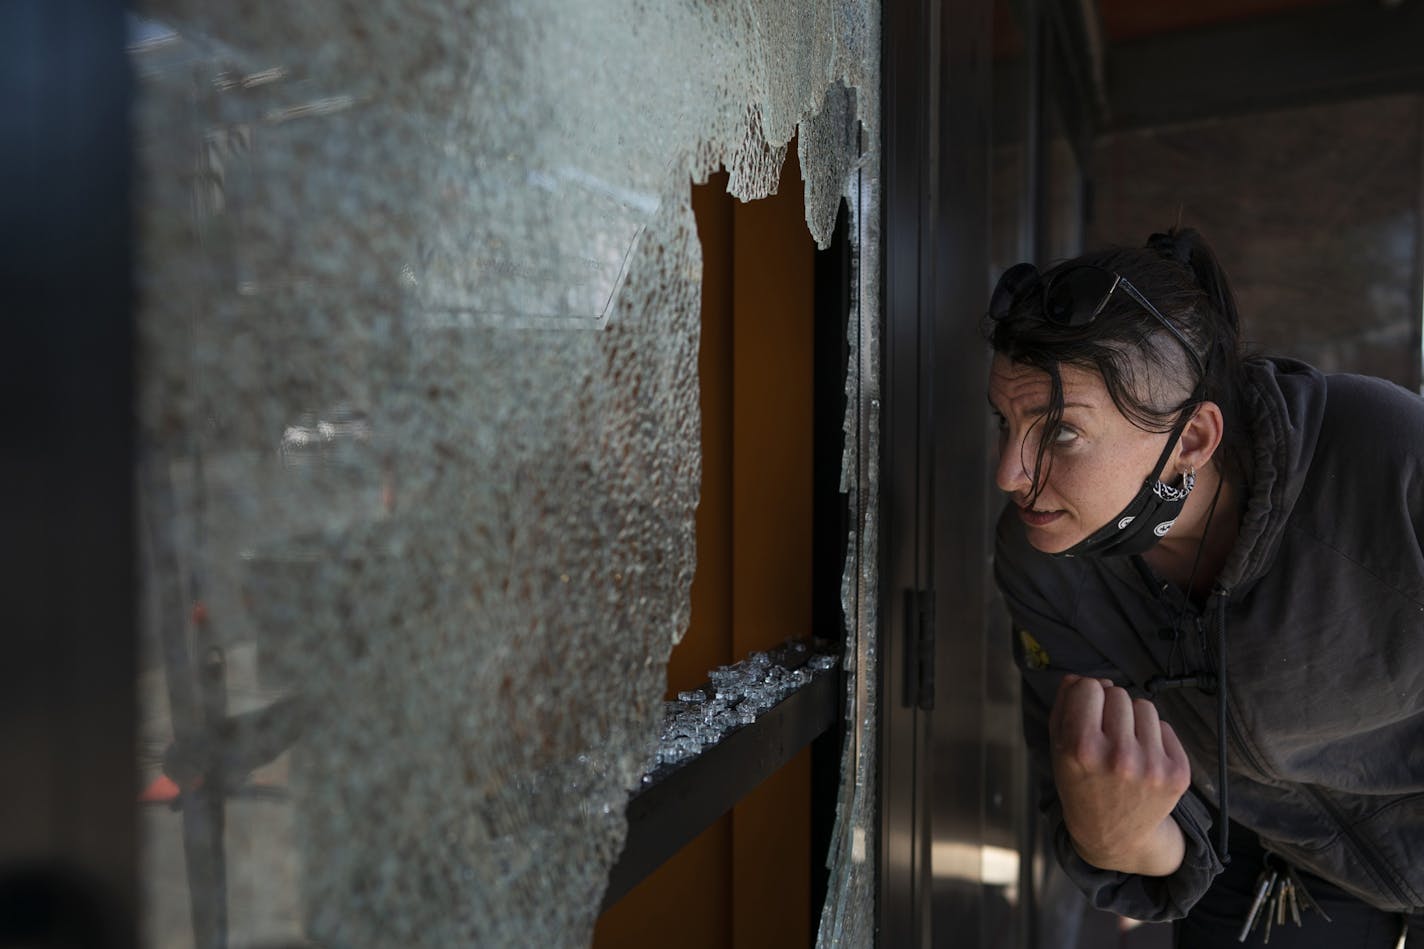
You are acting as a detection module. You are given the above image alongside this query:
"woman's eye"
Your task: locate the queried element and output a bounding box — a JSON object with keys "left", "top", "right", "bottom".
{"left": 1053, "top": 426, "right": 1079, "bottom": 444}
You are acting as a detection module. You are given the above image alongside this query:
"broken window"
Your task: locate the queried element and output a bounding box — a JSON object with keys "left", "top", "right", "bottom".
{"left": 132, "top": 2, "right": 879, "bottom": 944}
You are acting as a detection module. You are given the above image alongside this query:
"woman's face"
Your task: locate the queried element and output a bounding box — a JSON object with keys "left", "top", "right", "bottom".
{"left": 987, "top": 353, "right": 1174, "bottom": 554}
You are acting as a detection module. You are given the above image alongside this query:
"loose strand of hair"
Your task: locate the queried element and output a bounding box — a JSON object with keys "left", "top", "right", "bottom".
{"left": 1025, "top": 363, "right": 1066, "bottom": 506}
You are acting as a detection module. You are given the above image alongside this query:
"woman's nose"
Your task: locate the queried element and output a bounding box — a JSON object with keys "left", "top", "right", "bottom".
{"left": 994, "top": 438, "right": 1033, "bottom": 495}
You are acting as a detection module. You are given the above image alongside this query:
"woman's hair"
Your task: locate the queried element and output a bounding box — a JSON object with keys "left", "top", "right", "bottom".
{"left": 983, "top": 227, "right": 1250, "bottom": 502}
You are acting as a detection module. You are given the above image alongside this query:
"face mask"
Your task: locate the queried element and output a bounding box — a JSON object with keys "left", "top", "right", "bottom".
{"left": 1053, "top": 421, "right": 1195, "bottom": 559}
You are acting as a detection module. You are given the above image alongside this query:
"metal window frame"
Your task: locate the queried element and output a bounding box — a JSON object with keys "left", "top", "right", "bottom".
{"left": 0, "top": 3, "right": 137, "bottom": 948}
{"left": 879, "top": 1, "right": 1000, "bottom": 947}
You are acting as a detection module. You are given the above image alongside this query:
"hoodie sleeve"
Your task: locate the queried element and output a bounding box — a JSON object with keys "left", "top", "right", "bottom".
{"left": 996, "top": 511, "right": 1225, "bottom": 921}
{"left": 1015, "top": 640, "right": 1225, "bottom": 920}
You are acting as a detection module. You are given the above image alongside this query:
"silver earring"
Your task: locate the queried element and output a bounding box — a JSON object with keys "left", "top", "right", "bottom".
{"left": 1153, "top": 465, "right": 1195, "bottom": 502}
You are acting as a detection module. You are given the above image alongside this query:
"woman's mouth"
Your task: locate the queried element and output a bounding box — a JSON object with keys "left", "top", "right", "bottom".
{"left": 1017, "top": 505, "right": 1064, "bottom": 527}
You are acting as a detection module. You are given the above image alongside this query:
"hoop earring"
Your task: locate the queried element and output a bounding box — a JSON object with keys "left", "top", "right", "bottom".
{"left": 1154, "top": 465, "right": 1195, "bottom": 503}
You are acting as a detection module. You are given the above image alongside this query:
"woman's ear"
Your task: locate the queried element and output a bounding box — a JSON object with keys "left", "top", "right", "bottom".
{"left": 1177, "top": 401, "right": 1224, "bottom": 471}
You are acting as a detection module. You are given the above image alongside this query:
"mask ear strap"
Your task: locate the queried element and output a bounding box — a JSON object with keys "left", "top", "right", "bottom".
{"left": 1149, "top": 410, "right": 1195, "bottom": 486}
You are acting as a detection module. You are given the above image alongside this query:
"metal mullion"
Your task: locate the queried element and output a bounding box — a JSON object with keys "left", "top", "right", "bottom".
{"left": 928, "top": 0, "right": 995, "bottom": 946}
{"left": 877, "top": 0, "right": 936, "bottom": 942}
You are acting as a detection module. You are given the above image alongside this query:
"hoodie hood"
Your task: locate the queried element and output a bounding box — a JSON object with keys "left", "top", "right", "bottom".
{"left": 1215, "top": 357, "right": 1327, "bottom": 595}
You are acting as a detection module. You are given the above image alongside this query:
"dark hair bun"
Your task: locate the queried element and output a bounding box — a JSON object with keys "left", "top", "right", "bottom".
{"left": 1145, "top": 227, "right": 1239, "bottom": 335}
{"left": 1146, "top": 229, "right": 1192, "bottom": 265}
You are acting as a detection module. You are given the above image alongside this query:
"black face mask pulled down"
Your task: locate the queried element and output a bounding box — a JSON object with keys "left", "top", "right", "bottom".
{"left": 1053, "top": 417, "right": 1195, "bottom": 559}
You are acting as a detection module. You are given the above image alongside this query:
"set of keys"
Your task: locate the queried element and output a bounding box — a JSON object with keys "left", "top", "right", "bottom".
{"left": 1237, "top": 858, "right": 1333, "bottom": 942}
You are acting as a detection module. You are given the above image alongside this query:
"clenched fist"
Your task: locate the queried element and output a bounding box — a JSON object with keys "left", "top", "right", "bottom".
{"left": 1049, "top": 674, "right": 1192, "bottom": 877}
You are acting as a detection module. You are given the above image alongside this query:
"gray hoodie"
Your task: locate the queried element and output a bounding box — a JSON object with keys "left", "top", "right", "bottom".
{"left": 995, "top": 356, "right": 1424, "bottom": 920}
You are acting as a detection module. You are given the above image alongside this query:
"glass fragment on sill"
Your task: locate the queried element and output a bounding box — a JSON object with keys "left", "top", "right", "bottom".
{"left": 647, "top": 643, "right": 838, "bottom": 772}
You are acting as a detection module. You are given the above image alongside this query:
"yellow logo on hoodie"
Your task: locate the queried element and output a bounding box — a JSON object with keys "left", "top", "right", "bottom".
{"left": 1018, "top": 628, "right": 1050, "bottom": 670}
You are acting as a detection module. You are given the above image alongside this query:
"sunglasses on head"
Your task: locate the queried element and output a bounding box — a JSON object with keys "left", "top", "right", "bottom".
{"left": 990, "top": 262, "right": 1206, "bottom": 378}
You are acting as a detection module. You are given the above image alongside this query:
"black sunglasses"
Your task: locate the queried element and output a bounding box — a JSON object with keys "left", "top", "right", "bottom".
{"left": 990, "top": 263, "right": 1206, "bottom": 378}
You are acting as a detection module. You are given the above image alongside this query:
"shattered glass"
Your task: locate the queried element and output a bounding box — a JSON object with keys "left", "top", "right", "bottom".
{"left": 132, "top": 0, "right": 878, "bottom": 945}
{"left": 650, "top": 642, "right": 839, "bottom": 773}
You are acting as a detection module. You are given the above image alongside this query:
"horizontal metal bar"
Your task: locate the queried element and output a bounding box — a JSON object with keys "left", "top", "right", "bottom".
{"left": 601, "top": 646, "right": 840, "bottom": 910}
{"left": 1104, "top": 0, "right": 1424, "bottom": 131}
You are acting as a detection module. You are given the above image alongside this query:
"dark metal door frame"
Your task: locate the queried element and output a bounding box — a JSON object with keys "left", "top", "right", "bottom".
{"left": 879, "top": 0, "right": 997, "bottom": 946}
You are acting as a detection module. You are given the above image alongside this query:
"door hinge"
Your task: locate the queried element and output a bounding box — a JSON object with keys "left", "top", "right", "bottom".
{"left": 904, "top": 588, "right": 935, "bottom": 710}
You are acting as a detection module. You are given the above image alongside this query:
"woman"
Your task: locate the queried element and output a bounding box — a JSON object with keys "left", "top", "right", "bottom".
{"left": 984, "top": 229, "right": 1424, "bottom": 946}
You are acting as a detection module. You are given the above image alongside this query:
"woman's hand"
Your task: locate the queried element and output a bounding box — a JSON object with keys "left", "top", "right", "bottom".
{"left": 1049, "top": 674, "right": 1191, "bottom": 877}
